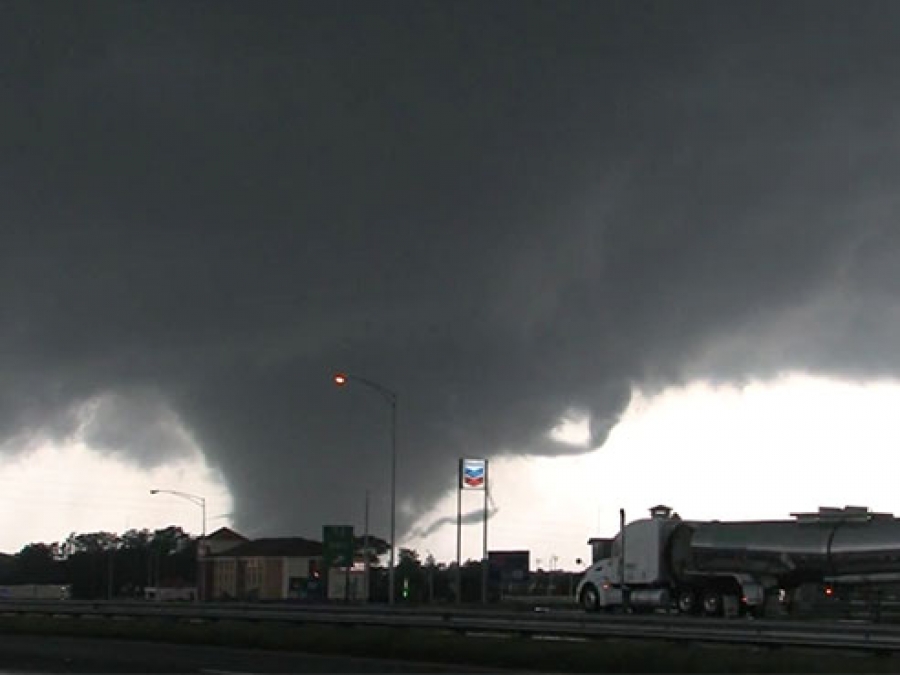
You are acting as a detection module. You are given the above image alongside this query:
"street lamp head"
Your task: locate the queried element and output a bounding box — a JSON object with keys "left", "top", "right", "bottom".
{"left": 150, "top": 489, "right": 159, "bottom": 494}
{"left": 333, "top": 372, "right": 348, "bottom": 386}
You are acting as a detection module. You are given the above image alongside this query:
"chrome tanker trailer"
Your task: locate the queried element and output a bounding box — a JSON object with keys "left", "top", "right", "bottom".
{"left": 576, "top": 505, "right": 900, "bottom": 616}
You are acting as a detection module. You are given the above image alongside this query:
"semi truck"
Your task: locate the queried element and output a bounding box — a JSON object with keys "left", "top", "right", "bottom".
{"left": 576, "top": 505, "right": 900, "bottom": 617}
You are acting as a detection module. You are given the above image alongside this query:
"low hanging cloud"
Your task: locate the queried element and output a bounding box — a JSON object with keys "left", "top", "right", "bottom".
{"left": 2, "top": 3, "right": 900, "bottom": 542}
{"left": 411, "top": 494, "right": 501, "bottom": 541}
{"left": 74, "top": 391, "right": 199, "bottom": 467}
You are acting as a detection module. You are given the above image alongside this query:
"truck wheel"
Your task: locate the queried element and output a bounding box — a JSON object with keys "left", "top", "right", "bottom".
{"left": 702, "top": 590, "right": 722, "bottom": 616}
{"left": 677, "top": 589, "right": 696, "bottom": 614}
{"left": 580, "top": 584, "right": 600, "bottom": 612}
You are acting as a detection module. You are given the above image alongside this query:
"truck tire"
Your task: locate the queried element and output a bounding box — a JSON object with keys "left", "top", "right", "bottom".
{"left": 702, "top": 589, "right": 722, "bottom": 616}
{"left": 676, "top": 589, "right": 697, "bottom": 614}
{"left": 580, "top": 583, "right": 600, "bottom": 612}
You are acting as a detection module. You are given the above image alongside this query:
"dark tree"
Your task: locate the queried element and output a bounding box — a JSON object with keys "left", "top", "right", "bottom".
{"left": 13, "top": 543, "right": 63, "bottom": 584}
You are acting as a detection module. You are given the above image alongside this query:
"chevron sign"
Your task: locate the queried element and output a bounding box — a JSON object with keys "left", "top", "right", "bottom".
{"left": 461, "top": 458, "right": 487, "bottom": 490}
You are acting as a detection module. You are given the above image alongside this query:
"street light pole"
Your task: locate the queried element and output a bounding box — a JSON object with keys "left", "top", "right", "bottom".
{"left": 389, "top": 390, "right": 397, "bottom": 606}
{"left": 150, "top": 489, "right": 206, "bottom": 536}
{"left": 334, "top": 372, "right": 398, "bottom": 606}
{"left": 150, "top": 489, "right": 207, "bottom": 601}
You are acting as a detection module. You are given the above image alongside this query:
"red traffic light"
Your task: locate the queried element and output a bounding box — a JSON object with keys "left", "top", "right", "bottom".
{"left": 333, "top": 373, "right": 347, "bottom": 386}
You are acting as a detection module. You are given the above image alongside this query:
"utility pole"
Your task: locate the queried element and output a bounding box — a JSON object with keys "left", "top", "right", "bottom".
{"left": 363, "top": 490, "right": 370, "bottom": 603}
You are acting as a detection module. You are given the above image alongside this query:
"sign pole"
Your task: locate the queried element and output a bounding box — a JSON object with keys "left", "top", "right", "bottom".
{"left": 620, "top": 508, "right": 629, "bottom": 612}
{"left": 456, "top": 458, "right": 462, "bottom": 605}
{"left": 482, "top": 459, "right": 489, "bottom": 604}
{"left": 363, "top": 490, "right": 370, "bottom": 603}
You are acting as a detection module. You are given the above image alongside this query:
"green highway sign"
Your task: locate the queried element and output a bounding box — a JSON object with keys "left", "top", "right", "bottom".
{"left": 323, "top": 525, "right": 355, "bottom": 567}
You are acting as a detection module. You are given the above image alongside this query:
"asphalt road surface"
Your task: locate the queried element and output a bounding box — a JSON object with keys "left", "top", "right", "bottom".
{"left": 0, "top": 635, "right": 500, "bottom": 673}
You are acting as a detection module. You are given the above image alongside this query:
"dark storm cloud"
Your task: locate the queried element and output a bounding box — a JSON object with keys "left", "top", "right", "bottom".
{"left": 77, "top": 390, "right": 196, "bottom": 466}
{"left": 3, "top": 1, "right": 900, "bottom": 540}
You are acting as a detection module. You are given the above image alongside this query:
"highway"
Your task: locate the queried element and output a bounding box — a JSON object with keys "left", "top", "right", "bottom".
{"left": 2, "top": 600, "right": 900, "bottom": 653}
{"left": 0, "top": 634, "right": 497, "bottom": 673}
{"left": 4, "top": 602, "right": 900, "bottom": 673}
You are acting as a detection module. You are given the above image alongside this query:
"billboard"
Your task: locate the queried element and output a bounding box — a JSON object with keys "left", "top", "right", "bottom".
{"left": 488, "top": 550, "right": 530, "bottom": 583}
{"left": 460, "top": 458, "right": 487, "bottom": 490}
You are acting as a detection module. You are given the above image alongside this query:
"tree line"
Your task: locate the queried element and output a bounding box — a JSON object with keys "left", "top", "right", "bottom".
{"left": 0, "top": 527, "right": 197, "bottom": 599}
{"left": 1, "top": 532, "right": 582, "bottom": 603}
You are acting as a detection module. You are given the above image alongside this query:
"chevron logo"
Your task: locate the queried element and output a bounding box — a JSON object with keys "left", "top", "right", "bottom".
{"left": 462, "top": 459, "right": 486, "bottom": 490}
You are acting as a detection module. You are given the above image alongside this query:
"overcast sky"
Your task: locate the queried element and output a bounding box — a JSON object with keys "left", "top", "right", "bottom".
{"left": 3, "top": 2, "right": 900, "bottom": 563}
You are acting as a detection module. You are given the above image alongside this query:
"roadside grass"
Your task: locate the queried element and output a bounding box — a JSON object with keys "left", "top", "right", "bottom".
{"left": 0, "top": 614, "right": 898, "bottom": 672}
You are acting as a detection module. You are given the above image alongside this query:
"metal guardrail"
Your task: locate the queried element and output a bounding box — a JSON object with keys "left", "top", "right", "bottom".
{"left": 2, "top": 601, "right": 900, "bottom": 653}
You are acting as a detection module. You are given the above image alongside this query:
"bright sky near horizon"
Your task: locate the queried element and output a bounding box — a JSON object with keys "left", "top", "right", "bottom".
{"left": 3, "top": 372, "right": 898, "bottom": 569}
{"left": 0, "top": 442, "right": 233, "bottom": 554}
{"left": 416, "top": 372, "right": 900, "bottom": 570}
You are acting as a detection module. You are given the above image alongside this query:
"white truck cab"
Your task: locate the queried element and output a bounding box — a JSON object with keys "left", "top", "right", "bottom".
{"left": 576, "top": 509, "right": 679, "bottom": 612}
{"left": 576, "top": 558, "right": 622, "bottom": 610}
